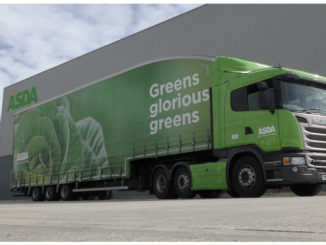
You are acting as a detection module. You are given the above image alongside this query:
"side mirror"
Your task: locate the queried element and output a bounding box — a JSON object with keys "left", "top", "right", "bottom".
{"left": 260, "top": 88, "right": 275, "bottom": 113}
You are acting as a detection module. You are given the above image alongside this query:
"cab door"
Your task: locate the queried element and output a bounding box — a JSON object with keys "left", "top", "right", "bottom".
{"left": 244, "top": 82, "right": 281, "bottom": 152}
{"left": 224, "top": 83, "right": 247, "bottom": 148}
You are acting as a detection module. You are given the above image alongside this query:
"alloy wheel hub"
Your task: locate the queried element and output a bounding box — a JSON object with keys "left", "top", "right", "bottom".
{"left": 238, "top": 166, "right": 256, "bottom": 188}
{"left": 177, "top": 173, "right": 189, "bottom": 192}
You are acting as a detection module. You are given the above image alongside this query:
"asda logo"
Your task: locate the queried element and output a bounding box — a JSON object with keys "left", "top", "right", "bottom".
{"left": 16, "top": 152, "right": 29, "bottom": 162}
{"left": 258, "top": 125, "right": 276, "bottom": 137}
{"left": 7, "top": 87, "right": 38, "bottom": 112}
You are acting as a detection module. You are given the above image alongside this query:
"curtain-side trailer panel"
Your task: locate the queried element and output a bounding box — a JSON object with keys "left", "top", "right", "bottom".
{"left": 12, "top": 58, "right": 214, "bottom": 188}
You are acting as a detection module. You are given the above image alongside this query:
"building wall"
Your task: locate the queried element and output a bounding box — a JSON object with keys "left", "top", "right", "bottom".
{"left": 1, "top": 4, "right": 326, "bottom": 199}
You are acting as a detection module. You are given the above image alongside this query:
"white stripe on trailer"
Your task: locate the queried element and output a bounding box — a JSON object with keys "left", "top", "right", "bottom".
{"left": 72, "top": 186, "right": 128, "bottom": 192}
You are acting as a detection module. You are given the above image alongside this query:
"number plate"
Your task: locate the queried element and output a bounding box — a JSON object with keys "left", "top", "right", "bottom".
{"left": 322, "top": 175, "right": 326, "bottom": 181}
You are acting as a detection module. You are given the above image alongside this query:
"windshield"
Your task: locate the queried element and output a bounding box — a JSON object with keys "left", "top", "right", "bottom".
{"left": 281, "top": 81, "right": 326, "bottom": 114}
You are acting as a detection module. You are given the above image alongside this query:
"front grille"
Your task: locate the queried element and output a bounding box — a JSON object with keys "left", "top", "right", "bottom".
{"left": 301, "top": 124, "right": 326, "bottom": 168}
{"left": 307, "top": 154, "right": 326, "bottom": 167}
{"left": 303, "top": 127, "right": 326, "bottom": 151}
{"left": 306, "top": 134, "right": 326, "bottom": 142}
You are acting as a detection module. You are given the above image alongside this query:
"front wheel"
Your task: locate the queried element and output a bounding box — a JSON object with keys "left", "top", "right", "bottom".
{"left": 290, "top": 183, "right": 322, "bottom": 196}
{"left": 232, "top": 156, "right": 266, "bottom": 198}
{"left": 174, "top": 166, "right": 195, "bottom": 199}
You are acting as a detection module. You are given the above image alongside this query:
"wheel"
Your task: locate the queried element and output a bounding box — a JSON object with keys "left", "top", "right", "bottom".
{"left": 60, "top": 185, "right": 75, "bottom": 201}
{"left": 290, "top": 183, "right": 322, "bottom": 196}
{"left": 97, "top": 190, "right": 112, "bottom": 200}
{"left": 198, "top": 190, "right": 222, "bottom": 198}
{"left": 31, "top": 187, "right": 44, "bottom": 201}
{"left": 153, "top": 168, "right": 176, "bottom": 199}
{"left": 81, "top": 192, "right": 94, "bottom": 200}
{"left": 227, "top": 189, "right": 239, "bottom": 198}
{"left": 231, "top": 156, "right": 266, "bottom": 197}
{"left": 174, "top": 166, "right": 195, "bottom": 199}
{"left": 45, "top": 186, "right": 57, "bottom": 201}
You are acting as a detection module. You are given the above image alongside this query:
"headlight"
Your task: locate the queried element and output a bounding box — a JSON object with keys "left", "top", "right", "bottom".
{"left": 283, "top": 157, "right": 305, "bottom": 165}
{"left": 291, "top": 157, "right": 305, "bottom": 165}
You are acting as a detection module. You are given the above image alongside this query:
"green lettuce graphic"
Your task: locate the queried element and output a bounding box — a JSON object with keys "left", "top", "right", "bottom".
{"left": 13, "top": 97, "right": 109, "bottom": 185}
{"left": 77, "top": 117, "right": 109, "bottom": 179}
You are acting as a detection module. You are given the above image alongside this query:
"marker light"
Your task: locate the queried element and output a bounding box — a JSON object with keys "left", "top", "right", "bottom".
{"left": 283, "top": 157, "right": 290, "bottom": 165}
{"left": 283, "top": 157, "right": 305, "bottom": 165}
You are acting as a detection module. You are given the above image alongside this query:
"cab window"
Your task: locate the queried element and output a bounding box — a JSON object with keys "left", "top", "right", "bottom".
{"left": 231, "top": 80, "right": 273, "bottom": 111}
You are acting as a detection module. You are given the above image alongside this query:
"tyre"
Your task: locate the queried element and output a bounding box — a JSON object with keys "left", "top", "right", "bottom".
{"left": 153, "top": 168, "right": 176, "bottom": 199}
{"left": 231, "top": 156, "right": 266, "bottom": 197}
{"left": 60, "top": 185, "right": 75, "bottom": 201}
{"left": 97, "top": 190, "right": 112, "bottom": 200}
{"left": 227, "top": 189, "right": 239, "bottom": 198}
{"left": 174, "top": 166, "right": 195, "bottom": 199}
{"left": 290, "top": 183, "right": 322, "bottom": 196}
{"left": 45, "top": 186, "right": 57, "bottom": 201}
{"left": 198, "top": 190, "right": 222, "bottom": 198}
{"left": 31, "top": 187, "right": 44, "bottom": 201}
{"left": 81, "top": 192, "right": 94, "bottom": 200}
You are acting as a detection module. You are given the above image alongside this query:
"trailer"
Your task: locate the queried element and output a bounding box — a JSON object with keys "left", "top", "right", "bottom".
{"left": 10, "top": 56, "right": 326, "bottom": 200}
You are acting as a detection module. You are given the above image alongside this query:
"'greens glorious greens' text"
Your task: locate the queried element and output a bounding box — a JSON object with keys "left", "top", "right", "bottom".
{"left": 149, "top": 73, "right": 209, "bottom": 135}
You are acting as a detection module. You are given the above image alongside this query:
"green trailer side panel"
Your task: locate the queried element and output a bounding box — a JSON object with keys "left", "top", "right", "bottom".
{"left": 190, "top": 161, "right": 227, "bottom": 190}
{"left": 12, "top": 58, "right": 215, "bottom": 187}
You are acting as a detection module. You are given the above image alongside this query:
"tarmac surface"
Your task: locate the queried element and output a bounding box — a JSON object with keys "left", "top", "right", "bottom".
{"left": 0, "top": 194, "right": 326, "bottom": 241}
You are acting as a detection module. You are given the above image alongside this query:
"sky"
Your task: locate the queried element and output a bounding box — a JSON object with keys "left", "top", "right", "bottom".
{"left": 0, "top": 4, "right": 201, "bottom": 117}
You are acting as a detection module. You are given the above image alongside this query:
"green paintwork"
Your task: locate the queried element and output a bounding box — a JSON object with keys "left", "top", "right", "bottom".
{"left": 278, "top": 110, "right": 304, "bottom": 150}
{"left": 190, "top": 161, "right": 227, "bottom": 190}
{"left": 213, "top": 57, "right": 287, "bottom": 151}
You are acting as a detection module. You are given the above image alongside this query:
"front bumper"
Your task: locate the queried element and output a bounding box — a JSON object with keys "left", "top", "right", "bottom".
{"left": 264, "top": 153, "right": 326, "bottom": 186}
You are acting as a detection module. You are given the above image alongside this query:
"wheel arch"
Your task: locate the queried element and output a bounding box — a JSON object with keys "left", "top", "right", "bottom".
{"left": 226, "top": 147, "right": 267, "bottom": 190}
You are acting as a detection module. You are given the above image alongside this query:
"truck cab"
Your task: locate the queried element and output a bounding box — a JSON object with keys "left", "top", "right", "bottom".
{"left": 216, "top": 57, "right": 326, "bottom": 197}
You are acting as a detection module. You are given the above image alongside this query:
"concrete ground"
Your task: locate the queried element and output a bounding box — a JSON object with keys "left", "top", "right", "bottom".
{"left": 1, "top": 195, "right": 326, "bottom": 241}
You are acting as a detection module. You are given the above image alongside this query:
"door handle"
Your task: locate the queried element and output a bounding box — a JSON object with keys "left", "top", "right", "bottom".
{"left": 245, "top": 127, "right": 254, "bottom": 135}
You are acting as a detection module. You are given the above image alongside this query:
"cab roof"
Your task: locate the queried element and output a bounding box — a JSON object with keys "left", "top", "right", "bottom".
{"left": 217, "top": 56, "right": 326, "bottom": 83}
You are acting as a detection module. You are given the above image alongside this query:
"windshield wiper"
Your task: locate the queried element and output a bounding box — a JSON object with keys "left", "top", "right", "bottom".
{"left": 296, "top": 108, "right": 321, "bottom": 114}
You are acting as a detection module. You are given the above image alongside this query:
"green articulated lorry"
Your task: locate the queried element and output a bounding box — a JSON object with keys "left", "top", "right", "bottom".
{"left": 11, "top": 56, "right": 326, "bottom": 201}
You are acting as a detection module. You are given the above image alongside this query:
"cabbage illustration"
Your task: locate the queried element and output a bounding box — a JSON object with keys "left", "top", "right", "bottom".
{"left": 13, "top": 97, "right": 109, "bottom": 185}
